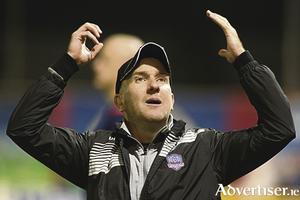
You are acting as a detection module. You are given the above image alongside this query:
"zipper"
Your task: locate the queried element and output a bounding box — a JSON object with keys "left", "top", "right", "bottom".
{"left": 141, "top": 132, "right": 170, "bottom": 200}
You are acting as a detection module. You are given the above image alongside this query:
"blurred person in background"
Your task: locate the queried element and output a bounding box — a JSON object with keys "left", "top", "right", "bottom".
{"left": 7, "top": 10, "right": 295, "bottom": 199}
{"left": 87, "top": 34, "right": 144, "bottom": 131}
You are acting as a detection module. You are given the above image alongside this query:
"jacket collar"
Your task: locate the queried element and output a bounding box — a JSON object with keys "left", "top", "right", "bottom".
{"left": 114, "top": 114, "right": 186, "bottom": 139}
{"left": 170, "top": 118, "right": 186, "bottom": 137}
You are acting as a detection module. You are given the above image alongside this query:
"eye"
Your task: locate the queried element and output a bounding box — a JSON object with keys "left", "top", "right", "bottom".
{"left": 157, "top": 77, "right": 166, "bottom": 82}
{"left": 136, "top": 77, "right": 146, "bottom": 82}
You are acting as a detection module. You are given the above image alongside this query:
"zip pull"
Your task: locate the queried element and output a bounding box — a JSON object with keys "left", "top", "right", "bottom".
{"left": 141, "top": 142, "right": 150, "bottom": 154}
{"left": 119, "top": 138, "right": 124, "bottom": 148}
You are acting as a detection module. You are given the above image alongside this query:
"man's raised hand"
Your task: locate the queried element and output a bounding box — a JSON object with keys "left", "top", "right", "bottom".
{"left": 207, "top": 10, "right": 245, "bottom": 63}
{"left": 67, "top": 23, "right": 103, "bottom": 66}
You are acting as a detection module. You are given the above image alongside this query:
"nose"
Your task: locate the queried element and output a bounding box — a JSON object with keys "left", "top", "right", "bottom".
{"left": 147, "top": 79, "right": 160, "bottom": 93}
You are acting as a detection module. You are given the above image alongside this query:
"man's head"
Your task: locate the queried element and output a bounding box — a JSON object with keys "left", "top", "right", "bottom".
{"left": 91, "top": 34, "right": 144, "bottom": 101}
{"left": 115, "top": 42, "right": 171, "bottom": 94}
{"left": 114, "top": 42, "right": 174, "bottom": 126}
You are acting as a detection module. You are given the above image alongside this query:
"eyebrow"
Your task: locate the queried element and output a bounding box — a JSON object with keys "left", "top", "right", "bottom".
{"left": 132, "top": 71, "right": 170, "bottom": 77}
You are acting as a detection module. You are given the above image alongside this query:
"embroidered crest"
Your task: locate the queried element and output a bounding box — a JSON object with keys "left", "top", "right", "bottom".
{"left": 166, "top": 154, "right": 185, "bottom": 171}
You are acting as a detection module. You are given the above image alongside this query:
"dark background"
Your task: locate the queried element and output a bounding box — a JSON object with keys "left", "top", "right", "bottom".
{"left": 0, "top": 0, "right": 283, "bottom": 86}
{"left": 2, "top": 2, "right": 300, "bottom": 198}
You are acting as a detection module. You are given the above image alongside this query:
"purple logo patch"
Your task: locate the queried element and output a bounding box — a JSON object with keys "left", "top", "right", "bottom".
{"left": 166, "top": 154, "right": 185, "bottom": 171}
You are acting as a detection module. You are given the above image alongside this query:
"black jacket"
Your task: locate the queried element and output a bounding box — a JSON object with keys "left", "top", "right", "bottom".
{"left": 7, "top": 51, "right": 295, "bottom": 199}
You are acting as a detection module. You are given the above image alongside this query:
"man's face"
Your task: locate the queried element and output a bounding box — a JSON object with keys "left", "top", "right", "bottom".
{"left": 116, "top": 58, "right": 174, "bottom": 125}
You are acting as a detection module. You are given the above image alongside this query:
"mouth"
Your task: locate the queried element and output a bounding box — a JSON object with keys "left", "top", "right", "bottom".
{"left": 146, "top": 98, "right": 162, "bottom": 105}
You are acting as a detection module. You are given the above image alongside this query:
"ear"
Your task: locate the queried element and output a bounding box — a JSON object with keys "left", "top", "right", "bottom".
{"left": 171, "top": 93, "right": 175, "bottom": 111}
{"left": 114, "top": 94, "right": 125, "bottom": 112}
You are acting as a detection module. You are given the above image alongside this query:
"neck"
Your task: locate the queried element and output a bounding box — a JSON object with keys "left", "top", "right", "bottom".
{"left": 124, "top": 119, "right": 168, "bottom": 143}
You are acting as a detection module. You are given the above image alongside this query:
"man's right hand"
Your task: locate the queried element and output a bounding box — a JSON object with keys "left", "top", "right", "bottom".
{"left": 67, "top": 22, "right": 103, "bottom": 67}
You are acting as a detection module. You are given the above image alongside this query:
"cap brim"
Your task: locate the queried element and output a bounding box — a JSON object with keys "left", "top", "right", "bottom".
{"left": 120, "top": 42, "right": 170, "bottom": 81}
{"left": 116, "top": 42, "right": 171, "bottom": 94}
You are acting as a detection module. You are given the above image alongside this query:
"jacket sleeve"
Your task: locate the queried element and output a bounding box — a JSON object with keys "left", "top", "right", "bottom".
{"left": 212, "top": 51, "right": 296, "bottom": 185}
{"left": 6, "top": 53, "right": 89, "bottom": 189}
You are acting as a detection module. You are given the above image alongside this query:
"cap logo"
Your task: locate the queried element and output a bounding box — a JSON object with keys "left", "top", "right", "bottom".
{"left": 167, "top": 154, "right": 185, "bottom": 171}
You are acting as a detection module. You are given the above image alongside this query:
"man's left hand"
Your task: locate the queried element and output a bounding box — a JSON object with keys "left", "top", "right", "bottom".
{"left": 207, "top": 10, "right": 245, "bottom": 63}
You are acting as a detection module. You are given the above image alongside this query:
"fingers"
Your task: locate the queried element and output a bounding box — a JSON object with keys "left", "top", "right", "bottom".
{"left": 67, "top": 22, "right": 103, "bottom": 66}
{"left": 78, "top": 22, "right": 102, "bottom": 36}
{"left": 206, "top": 10, "right": 233, "bottom": 33}
{"left": 207, "top": 10, "right": 245, "bottom": 63}
{"left": 90, "top": 43, "right": 104, "bottom": 59}
{"left": 76, "top": 22, "right": 102, "bottom": 44}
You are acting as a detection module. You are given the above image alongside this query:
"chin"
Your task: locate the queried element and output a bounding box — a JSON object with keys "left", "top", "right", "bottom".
{"left": 145, "top": 114, "right": 168, "bottom": 124}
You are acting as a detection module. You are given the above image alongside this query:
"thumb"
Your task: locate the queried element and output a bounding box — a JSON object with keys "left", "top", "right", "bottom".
{"left": 90, "top": 43, "right": 104, "bottom": 60}
{"left": 218, "top": 49, "right": 227, "bottom": 58}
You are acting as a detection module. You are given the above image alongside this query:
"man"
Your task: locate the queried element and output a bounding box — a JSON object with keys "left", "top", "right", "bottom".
{"left": 87, "top": 33, "right": 144, "bottom": 131}
{"left": 88, "top": 33, "right": 196, "bottom": 131}
{"left": 7, "top": 10, "right": 295, "bottom": 200}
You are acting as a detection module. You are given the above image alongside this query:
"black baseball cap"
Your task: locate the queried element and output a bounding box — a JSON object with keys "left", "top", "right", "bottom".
{"left": 115, "top": 42, "right": 171, "bottom": 94}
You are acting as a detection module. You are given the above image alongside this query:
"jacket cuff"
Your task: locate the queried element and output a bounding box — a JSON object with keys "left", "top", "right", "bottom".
{"left": 232, "top": 50, "right": 255, "bottom": 70}
{"left": 50, "top": 53, "right": 80, "bottom": 82}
